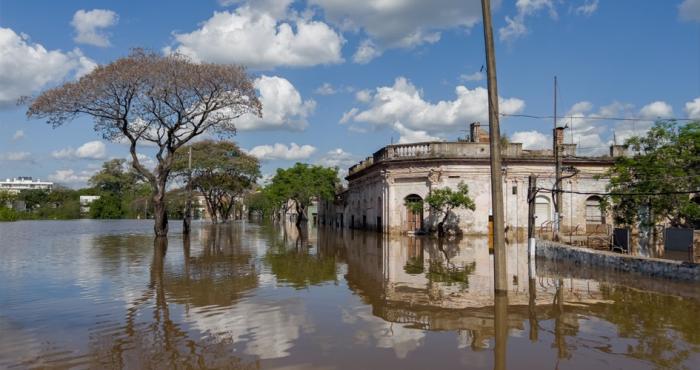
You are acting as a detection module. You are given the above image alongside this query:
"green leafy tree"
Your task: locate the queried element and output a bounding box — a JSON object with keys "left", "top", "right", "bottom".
{"left": 603, "top": 121, "right": 700, "bottom": 228}
{"left": 27, "top": 49, "right": 261, "bottom": 237}
{"left": 421, "top": 182, "right": 476, "bottom": 236}
{"left": 173, "top": 140, "right": 260, "bottom": 223}
{"left": 90, "top": 194, "right": 125, "bottom": 219}
{"left": 18, "top": 189, "right": 49, "bottom": 211}
{"left": 266, "top": 163, "right": 339, "bottom": 226}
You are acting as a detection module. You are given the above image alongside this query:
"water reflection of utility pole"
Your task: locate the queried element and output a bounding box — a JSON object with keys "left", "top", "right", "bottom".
{"left": 494, "top": 291, "right": 508, "bottom": 370}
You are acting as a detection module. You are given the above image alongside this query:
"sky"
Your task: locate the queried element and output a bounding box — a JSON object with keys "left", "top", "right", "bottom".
{"left": 0, "top": 0, "right": 699, "bottom": 188}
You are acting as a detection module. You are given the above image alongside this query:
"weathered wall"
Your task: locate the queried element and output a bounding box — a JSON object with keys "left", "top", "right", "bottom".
{"left": 536, "top": 239, "right": 700, "bottom": 281}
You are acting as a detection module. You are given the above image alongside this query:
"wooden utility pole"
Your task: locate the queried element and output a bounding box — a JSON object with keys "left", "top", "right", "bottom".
{"left": 527, "top": 174, "right": 537, "bottom": 240}
{"left": 481, "top": 0, "right": 507, "bottom": 293}
{"left": 183, "top": 146, "right": 193, "bottom": 235}
{"left": 553, "top": 76, "right": 562, "bottom": 241}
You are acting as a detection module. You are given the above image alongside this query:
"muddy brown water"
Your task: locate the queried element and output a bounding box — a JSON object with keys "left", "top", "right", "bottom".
{"left": 0, "top": 220, "right": 698, "bottom": 369}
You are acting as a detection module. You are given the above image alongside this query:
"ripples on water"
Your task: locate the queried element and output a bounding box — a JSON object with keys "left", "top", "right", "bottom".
{"left": 0, "top": 220, "right": 699, "bottom": 369}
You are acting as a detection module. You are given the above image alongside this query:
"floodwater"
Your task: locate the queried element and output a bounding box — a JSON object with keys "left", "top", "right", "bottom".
{"left": 1, "top": 220, "right": 699, "bottom": 369}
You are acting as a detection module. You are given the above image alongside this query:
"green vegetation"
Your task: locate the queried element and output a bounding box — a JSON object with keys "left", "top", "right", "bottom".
{"left": 407, "top": 182, "right": 476, "bottom": 236}
{"left": 602, "top": 120, "right": 700, "bottom": 228}
{"left": 253, "top": 163, "right": 340, "bottom": 225}
{"left": 172, "top": 140, "right": 260, "bottom": 223}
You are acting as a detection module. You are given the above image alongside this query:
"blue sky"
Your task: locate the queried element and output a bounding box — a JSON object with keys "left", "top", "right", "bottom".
{"left": 1, "top": 0, "right": 699, "bottom": 187}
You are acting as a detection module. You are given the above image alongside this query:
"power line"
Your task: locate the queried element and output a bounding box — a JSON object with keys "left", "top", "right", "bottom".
{"left": 501, "top": 113, "right": 696, "bottom": 122}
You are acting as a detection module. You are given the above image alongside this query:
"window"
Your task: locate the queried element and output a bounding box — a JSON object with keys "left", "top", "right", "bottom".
{"left": 585, "top": 196, "right": 604, "bottom": 224}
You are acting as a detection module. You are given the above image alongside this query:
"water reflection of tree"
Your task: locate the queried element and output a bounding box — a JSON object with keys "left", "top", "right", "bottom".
{"left": 262, "top": 222, "right": 339, "bottom": 289}
{"left": 87, "top": 238, "right": 259, "bottom": 369}
{"left": 597, "top": 284, "right": 700, "bottom": 368}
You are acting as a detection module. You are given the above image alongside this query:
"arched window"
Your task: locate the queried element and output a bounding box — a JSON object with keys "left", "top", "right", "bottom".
{"left": 585, "top": 196, "right": 604, "bottom": 224}
{"left": 534, "top": 196, "right": 551, "bottom": 224}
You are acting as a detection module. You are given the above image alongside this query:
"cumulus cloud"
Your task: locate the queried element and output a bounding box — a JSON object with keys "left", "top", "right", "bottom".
{"left": 679, "top": 0, "right": 700, "bottom": 21}
{"left": 499, "top": 0, "right": 558, "bottom": 42}
{"left": 48, "top": 169, "right": 95, "bottom": 185}
{"left": 165, "top": 4, "right": 344, "bottom": 69}
{"left": 236, "top": 75, "right": 315, "bottom": 131}
{"left": 459, "top": 71, "right": 484, "bottom": 82}
{"left": 12, "top": 130, "right": 24, "bottom": 141}
{"left": 685, "top": 97, "right": 700, "bottom": 119}
{"left": 317, "top": 148, "right": 356, "bottom": 169}
{"left": 314, "top": 82, "right": 337, "bottom": 95}
{"left": 355, "top": 89, "right": 372, "bottom": 103}
{"left": 341, "top": 77, "right": 524, "bottom": 140}
{"left": 0, "top": 151, "right": 31, "bottom": 161}
{"left": 71, "top": 9, "right": 119, "bottom": 47}
{"left": 575, "top": 0, "right": 599, "bottom": 17}
{"left": 511, "top": 130, "right": 550, "bottom": 149}
{"left": 310, "top": 0, "right": 484, "bottom": 61}
{"left": 247, "top": 143, "right": 316, "bottom": 160}
{"left": 51, "top": 140, "right": 107, "bottom": 160}
{"left": 639, "top": 101, "right": 673, "bottom": 119}
{"left": 353, "top": 39, "right": 382, "bottom": 64}
{"left": 0, "top": 27, "right": 97, "bottom": 108}
{"left": 393, "top": 122, "right": 442, "bottom": 144}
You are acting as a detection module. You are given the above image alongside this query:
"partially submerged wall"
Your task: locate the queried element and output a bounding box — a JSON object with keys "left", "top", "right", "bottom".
{"left": 536, "top": 239, "right": 700, "bottom": 281}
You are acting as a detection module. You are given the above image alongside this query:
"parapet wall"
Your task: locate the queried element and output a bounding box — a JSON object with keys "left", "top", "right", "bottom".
{"left": 535, "top": 239, "right": 700, "bottom": 281}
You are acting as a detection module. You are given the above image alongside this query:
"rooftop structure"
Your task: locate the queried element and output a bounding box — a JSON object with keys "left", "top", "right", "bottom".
{"left": 0, "top": 177, "right": 54, "bottom": 194}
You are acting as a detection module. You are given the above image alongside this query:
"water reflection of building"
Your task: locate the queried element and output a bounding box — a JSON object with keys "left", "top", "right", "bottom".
{"left": 320, "top": 125, "right": 622, "bottom": 235}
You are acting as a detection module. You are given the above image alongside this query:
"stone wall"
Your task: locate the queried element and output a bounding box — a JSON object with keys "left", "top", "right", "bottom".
{"left": 536, "top": 239, "right": 700, "bottom": 281}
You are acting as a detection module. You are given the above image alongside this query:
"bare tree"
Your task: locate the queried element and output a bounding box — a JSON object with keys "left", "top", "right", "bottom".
{"left": 27, "top": 49, "right": 261, "bottom": 237}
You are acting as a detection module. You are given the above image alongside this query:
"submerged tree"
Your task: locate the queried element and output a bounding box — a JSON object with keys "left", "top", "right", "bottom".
{"left": 603, "top": 120, "right": 700, "bottom": 228}
{"left": 27, "top": 49, "right": 261, "bottom": 237}
{"left": 266, "top": 163, "right": 339, "bottom": 227}
{"left": 410, "top": 182, "right": 476, "bottom": 236}
{"left": 172, "top": 140, "right": 260, "bottom": 223}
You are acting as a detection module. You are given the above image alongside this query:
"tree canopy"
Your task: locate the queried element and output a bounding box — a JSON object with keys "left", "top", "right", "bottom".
{"left": 172, "top": 140, "right": 260, "bottom": 223}
{"left": 26, "top": 49, "right": 261, "bottom": 236}
{"left": 603, "top": 120, "right": 700, "bottom": 228}
{"left": 265, "top": 163, "right": 340, "bottom": 225}
{"left": 408, "top": 182, "right": 476, "bottom": 236}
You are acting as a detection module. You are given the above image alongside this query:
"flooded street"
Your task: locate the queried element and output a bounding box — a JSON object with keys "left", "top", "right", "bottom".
{"left": 1, "top": 220, "right": 699, "bottom": 369}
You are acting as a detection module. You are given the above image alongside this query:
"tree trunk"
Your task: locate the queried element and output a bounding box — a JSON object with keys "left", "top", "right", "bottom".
{"left": 152, "top": 179, "right": 169, "bottom": 237}
{"left": 295, "top": 200, "right": 305, "bottom": 227}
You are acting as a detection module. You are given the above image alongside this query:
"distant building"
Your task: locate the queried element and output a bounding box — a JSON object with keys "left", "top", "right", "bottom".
{"left": 79, "top": 195, "right": 101, "bottom": 214}
{"left": 320, "top": 122, "right": 625, "bottom": 236}
{"left": 0, "top": 177, "right": 53, "bottom": 194}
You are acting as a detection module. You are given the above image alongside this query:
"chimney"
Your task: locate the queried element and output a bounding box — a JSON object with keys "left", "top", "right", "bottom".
{"left": 610, "top": 144, "right": 627, "bottom": 158}
{"left": 470, "top": 122, "right": 481, "bottom": 143}
{"left": 553, "top": 127, "right": 565, "bottom": 151}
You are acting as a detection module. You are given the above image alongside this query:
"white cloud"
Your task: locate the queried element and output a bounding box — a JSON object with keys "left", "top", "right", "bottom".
{"left": 12, "top": 130, "right": 24, "bottom": 141}
{"left": 48, "top": 169, "right": 95, "bottom": 185}
{"left": 310, "top": 0, "right": 484, "bottom": 56}
{"left": 0, "top": 151, "right": 31, "bottom": 161}
{"left": 341, "top": 77, "right": 525, "bottom": 139}
{"left": 393, "top": 122, "right": 441, "bottom": 144}
{"left": 51, "top": 140, "right": 107, "bottom": 160}
{"left": 317, "top": 148, "right": 356, "bottom": 168}
{"left": 684, "top": 97, "right": 700, "bottom": 119}
{"left": 511, "top": 130, "right": 550, "bottom": 149}
{"left": 639, "top": 101, "right": 673, "bottom": 119}
{"left": 166, "top": 4, "right": 344, "bottom": 69}
{"left": 679, "top": 0, "right": 700, "bottom": 22}
{"left": 355, "top": 89, "right": 372, "bottom": 103}
{"left": 236, "top": 75, "right": 315, "bottom": 131}
{"left": 459, "top": 71, "right": 484, "bottom": 82}
{"left": 353, "top": 39, "right": 382, "bottom": 64}
{"left": 71, "top": 9, "right": 119, "bottom": 47}
{"left": 0, "top": 27, "right": 97, "bottom": 108}
{"left": 315, "top": 82, "right": 337, "bottom": 95}
{"left": 499, "top": 0, "right": 558, "bottom": 42}
{"left": 248, "top": 143, "right": 316, "bottom": 160}
{"left": 575, "top": 0, "right": 599, "bottom": 16}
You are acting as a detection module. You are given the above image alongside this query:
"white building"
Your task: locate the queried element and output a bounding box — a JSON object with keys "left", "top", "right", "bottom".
{"left": 79, "top": 195, "right": 101, "bottom": 214}
{"left": 320, "top": 123, "right": 623, "bottom": 237}
{"left": 0, "top": 177, "right": 53, "bottom": 194}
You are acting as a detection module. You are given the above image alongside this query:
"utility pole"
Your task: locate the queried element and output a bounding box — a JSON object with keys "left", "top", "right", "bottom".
{"left": 183, "top": 146, "right": 193, "bottom": 235}
{"left": 481, "top": 0, "right": 507, "bottom": 293}
{"left": 553, "top": 76, "right": 562, "bottom": 241}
